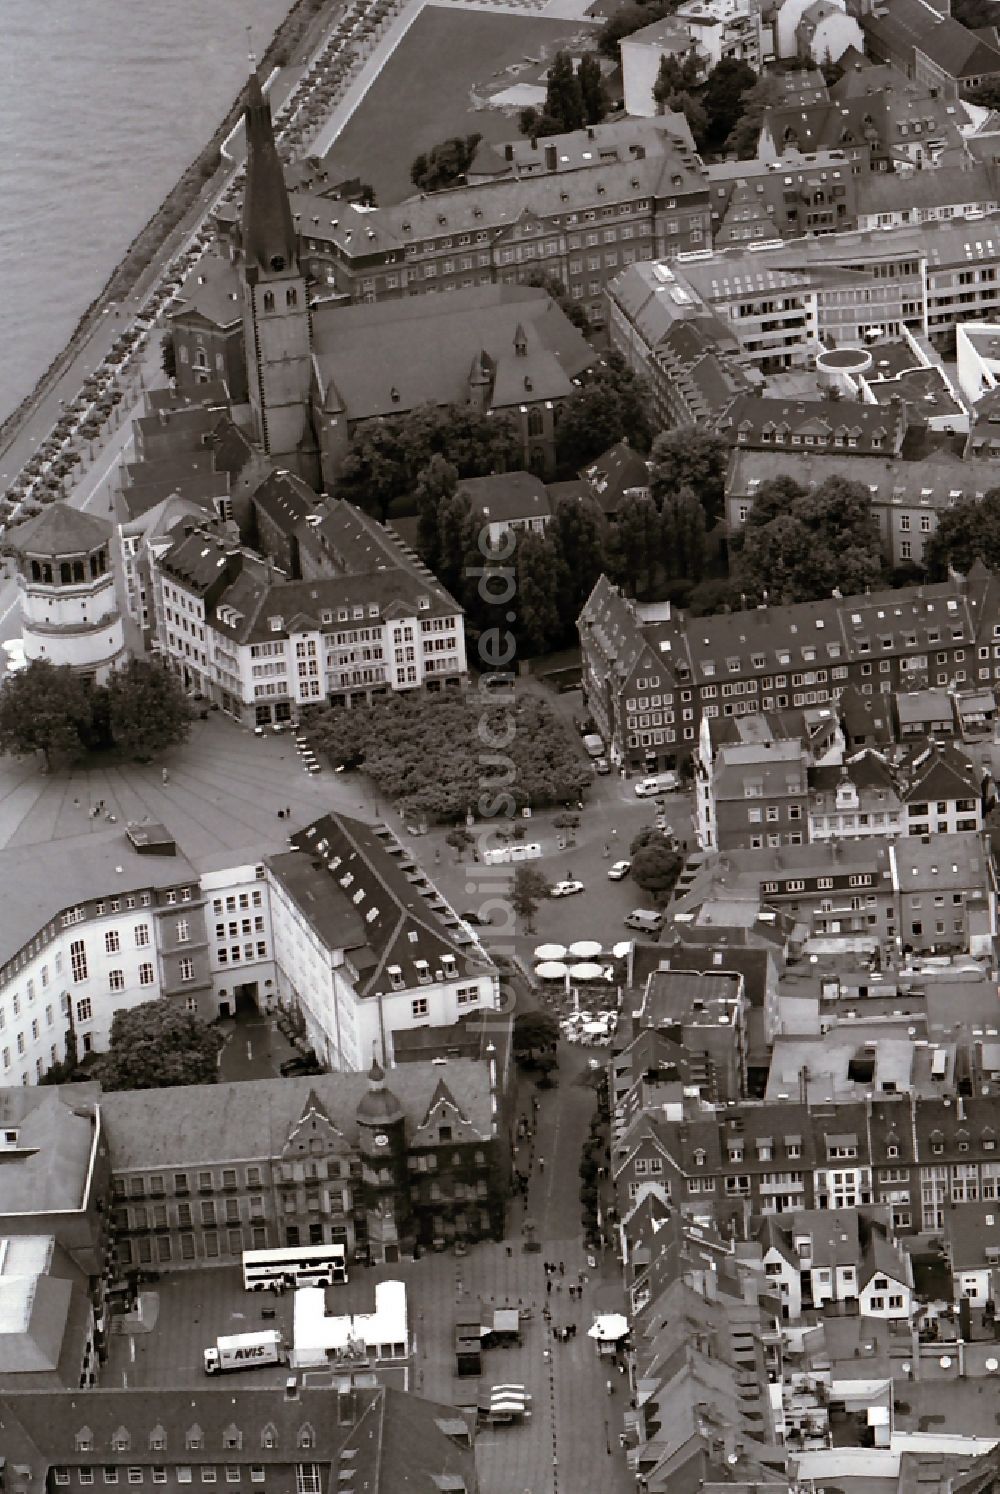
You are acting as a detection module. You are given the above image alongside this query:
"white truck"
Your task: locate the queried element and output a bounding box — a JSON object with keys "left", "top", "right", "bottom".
{"left": 582, "top": 733, "right": 604, "bottom": 759}
{"left": 203, "top": 1329, "right": 285, "bottom": 1376}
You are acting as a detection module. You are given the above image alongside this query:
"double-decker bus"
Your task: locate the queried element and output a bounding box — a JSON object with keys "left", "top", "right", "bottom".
{"left": 242, "top": 1243, "right": 348, "bottom": 1292}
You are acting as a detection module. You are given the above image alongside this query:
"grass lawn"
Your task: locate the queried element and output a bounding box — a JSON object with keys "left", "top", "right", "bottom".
{"left": 322, "top": 7, "right": 597, "bottom": 204}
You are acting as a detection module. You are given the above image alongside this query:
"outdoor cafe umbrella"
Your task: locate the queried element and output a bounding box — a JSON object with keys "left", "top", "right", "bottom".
{"left": 535, "top": 961, "right": 569, "bottom": 979}
{"left": 569, "top": 961, "right": 605, "bottom": 981}
{"left": 534, "top": 943, "right": 567, "bottom": 960}
{"left": 568, "top": 939, "right": 603, "bottom": 959}
{"left": 587, "top": 1313, "right": 630, "bottom": 1342}
{"left": 611, "top": 941, "right": 632, "bottom": 960}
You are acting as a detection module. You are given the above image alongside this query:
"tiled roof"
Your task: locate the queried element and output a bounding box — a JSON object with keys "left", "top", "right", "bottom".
{"left": 892, "top": 830, "right": 986, "bottom": 890}
{"left": 6, "top": 503, "right": 111, "bottom": 558}
{"left": 581, "top": 441, "right": 652, "bottom": 512}
{"left": 101, "top": 1059, "right": 493, "bottom": 1171}
{"left": 251, "top": 470, "right": 317, "bottom": 536}
{"left": 270, "top": 812, "right": 494, "bottom": 994}
{"left": 171, "top": 253, "right": 242, "bottom": 329}
{"left": 0, "top": 1088, "right": 100, "bottom": 1215}
{"left": 716, "top": 393, "right": 902, "bottom": 455}
{"left": 900, "top": 739, "right": 980, "bottom": 803}
{"left": 456, "top": 471, "right": 551, "bottom": 524}
{"left": 311, "top": 285, "right": 594, "bottom": 422}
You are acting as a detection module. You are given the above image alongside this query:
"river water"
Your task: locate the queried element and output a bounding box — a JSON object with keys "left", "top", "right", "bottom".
{"left": 0, "top": 0, "right": 293, "bottom": 424}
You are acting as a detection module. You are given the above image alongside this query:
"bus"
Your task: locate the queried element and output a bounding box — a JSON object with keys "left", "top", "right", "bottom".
{"left": 242, "top": 1243, "right": 348, "bottom": 1292}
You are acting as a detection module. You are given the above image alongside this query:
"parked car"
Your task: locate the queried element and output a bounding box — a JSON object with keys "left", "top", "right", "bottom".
{"left": 607, "top": 860, "right": 631, "bottom": 881}
{"left": 550, "top": 880, "right": 585, "bottom": 898}
{"left": 593, "top": 757, "right": 611, "bottom": 775}
{"left": 279, "top": 1055, "right": 323, "bottom": 1077}
{"left": 635, "top": 772, "right": 680, "bottom": 798}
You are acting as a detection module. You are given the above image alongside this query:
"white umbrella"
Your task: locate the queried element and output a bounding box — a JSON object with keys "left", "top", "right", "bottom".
{"left": 611, "top": 941, "right": 632, "bottom": 959}
{"left": 535, "top": 961, "right": 568, "bottom": 979}
{"left": 534, "top": 943, "right": 567, "bottom": 960}
{"left": 588, "top": 1313, "right": 629, "bottom": 1342}
{"left": 569, "top": 939, "right": 603, "bottom": 959}
{"left": 569, "top": 961, "right": 605, "bottom": 980}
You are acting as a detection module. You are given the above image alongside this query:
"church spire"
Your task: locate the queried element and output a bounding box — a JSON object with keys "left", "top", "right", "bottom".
{"left": 241, "top": 67, "right": 298, "bottom": 283}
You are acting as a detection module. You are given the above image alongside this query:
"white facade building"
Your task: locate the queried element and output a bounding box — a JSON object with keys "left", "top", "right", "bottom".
{"left": 267, "top": 814, "right": 499, "bottom": 1072}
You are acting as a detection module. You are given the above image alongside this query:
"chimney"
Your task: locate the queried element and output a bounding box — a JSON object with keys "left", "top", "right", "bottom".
{"left": 799, "top": 1065, "right": 809, "bottom": 1105}
{"left": 545, "top": 145, "right": 558, "bottom": 171}
{"left": 504, "top": 143, "right": 514, "bottom": 161}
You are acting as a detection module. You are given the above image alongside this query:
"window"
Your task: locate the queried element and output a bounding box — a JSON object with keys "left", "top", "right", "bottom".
{"left": 135, "top": 925, "right": 150, "bottom": 948}
{"left": 411, "top": 998, "right": 428, "bottom": 1018}
{"left": 179, "top": 958, "right": 195, "bottom": 982}
{"left": 105, "top": 930, "right": 120, "bottom": 954}
{"left": 139, "top": 963, "right": 154, "bottom": 986}
{"left": 76, "top": 998, "right": 92, "bottom": 1023}
{"left": 70, "top": 939, "right": 88, "bottom": 983}
{"left": 176, "top": 919, "right": 190, "bottom": 943}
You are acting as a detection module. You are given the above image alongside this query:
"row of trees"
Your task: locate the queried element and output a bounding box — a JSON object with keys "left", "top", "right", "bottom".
{"left": 0, "top": 658, "right": 191, "bottom": 769}
{"left": 519, "top": 51, "right": 607, "bottom": 140}
{"left": 654, "top": 54, "right": 758, "bottom": 156}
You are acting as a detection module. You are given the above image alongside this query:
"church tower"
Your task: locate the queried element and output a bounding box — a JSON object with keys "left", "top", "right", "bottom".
{"left": 240, "top": 70, "right": 314, "bottom": 478}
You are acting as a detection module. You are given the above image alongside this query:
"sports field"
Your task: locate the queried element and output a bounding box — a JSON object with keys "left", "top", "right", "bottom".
{"left": 322, "top": 6, "right": 597, "bottom": 203}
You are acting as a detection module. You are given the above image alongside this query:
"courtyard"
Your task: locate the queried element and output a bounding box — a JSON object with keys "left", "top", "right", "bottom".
{"left": 320, "top": 5, "right": 597, "bottom": 202}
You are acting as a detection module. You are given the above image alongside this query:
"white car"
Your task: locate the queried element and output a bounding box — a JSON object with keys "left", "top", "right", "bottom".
{"left": 550, "top": 880, "right": 585, "bottom": 898}
{"left": 608, "top": 860, "right": 631, "bottom": 881}
{"left": 634, "top": 773, "right": 679, "bottom": 798}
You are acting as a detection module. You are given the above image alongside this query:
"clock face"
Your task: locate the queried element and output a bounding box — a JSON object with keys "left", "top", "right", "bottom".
{"left": 374, "top": 1133, "right": 389, "bottom": 1147}
{"left": 270, "top": 254, "right": 285, "bottom": 272}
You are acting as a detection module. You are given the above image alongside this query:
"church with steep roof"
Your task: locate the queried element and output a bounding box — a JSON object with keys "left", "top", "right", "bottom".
{"left": 230, "top": 70, "right": 597, "bottom": 487}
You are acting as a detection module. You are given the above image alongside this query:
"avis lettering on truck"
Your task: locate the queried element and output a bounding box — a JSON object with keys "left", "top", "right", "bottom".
{"left": 203, "top": 1330, "right": 286, "bottom": 1375}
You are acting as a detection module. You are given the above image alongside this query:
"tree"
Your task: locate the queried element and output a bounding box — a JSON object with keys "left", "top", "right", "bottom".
{"left": 555, "top": 354, "right": 652, "bottom": 471}
{"left": 650, "top": 427, "right": 729, "bottom": 524}
{"left": 160, "top": 332, "right": 177, "bottom": 382}
{"left": 515, "top": 530, "right": 566, "bottom": 655}
{"left": 608, "top": 491, "right": 659, "bottom": 594}
{"left": 0, "top": 659, "right": 95, "bottom": 769}
{"left": 701, "top": 58, "right": 757, "bottom": 151}
{"left": 338, "top": 404, "right": 521, "bottom": 522}
{"left": 510, "top": 865, "right": 551, "bottom": 930}
{"left": 97, "top": 1001, "right": 224, "bottom": 1091}
{"left": 578, "top": 54, "right": 607, "bottom": 125}
{"left": 731, "top": 474, "right": 883, "bottom": 603}
{"left": 724, "top": 73, "right": 783, "bottom": 157}
{"left": 548, "top": 493, "right": 609, "bottom": 625}
{"left": 599, "top": 1, "right": 674, "bottom": 59}
{"left": 630, "top": 836, "right": 684, "bottom": 904}
{"left": 106, "top": 658, "right": 192, "bottom": 760}
{"left": 414, "top": 454, "right": 458, "bottom": 572}
{"left": 513, "top": 1010, "right": 560, "bottom": 1060}
{"left": 924, "top": 489, "right": 1000, "bottom": 578}
{"left": 544, "top": 51, "right": 585, "bottom": 132}
{"left": 436, "top": 489, "right": 477, "bottom": 598}
{"left": 660, "top": 485, "right": 707, "bottom": 579}
{"left": 410, "top": 133, "right": 482, "bottom": 193}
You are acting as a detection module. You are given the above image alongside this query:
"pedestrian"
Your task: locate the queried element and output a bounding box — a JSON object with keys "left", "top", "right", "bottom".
{"left": 606, "top": 1379, "right": 614, "bottom": 1396}
{"left": 546, "top": 1279, "right": 552, "bottom": 1296}
{"left": 559, "top": 1260, "right": 565, "bottom": 1275}
{"left": 506, "top": 1244, "right": 513, "bottom": 1258}
{"left": 539, "top": 1156, "right": 545, "bottom": 1173}
{"left": 162, "top": 768, "right": 169, "bottom": 784}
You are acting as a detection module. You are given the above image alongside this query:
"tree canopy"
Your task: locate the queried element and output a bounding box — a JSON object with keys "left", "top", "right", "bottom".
{"left": 106, "top": 658, "right": 191, "bottom": 761}
{"left": 724, "top": 73, "right": 783, "bottom": 157}
{"left": 337, "top": 404, "right": 522, "bottom": 521}
{"left": 701, "top": 58, "right": 758, "bottom": 151}
{"left": 598, "top": 1, "right": 674, "bottom": 58}
{"left": 731, "top": 473, "right": 884, "bottom": 603}
{"left": 629, "top": 833, "right": 684, "bottom": 904}
{"left": 555, "top": 354, "right": 652, "bottom": 471}
{"left": 410, "top": 133, "right": 482, "bottom": 193}
{"left": 650, "top": 427, "right": 729, "bottom": 524}
{"left": 510, "top": 865, "right": 551, "bottom": 931}
{"left": 513, "top": 1010, "right": 560, "bottom": 1056}
{"left": 304, "top": 691, "right": 591, "bottom": 822}
{"left": 97, "top": 1001, "right": 224, "bottom": 1091}
{"left": 924, "top": 489, "right": 1000, "bottom": 578}
{"left": 0, "top": 659, "right": 96, "bottom": 769}
{"left": 519, "top": 51, "right": 609, "bottom": 138}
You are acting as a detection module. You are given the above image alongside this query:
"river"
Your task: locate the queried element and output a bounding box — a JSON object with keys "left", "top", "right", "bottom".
{"left": 0, "top": 0, "right": 294, "bottom": 425}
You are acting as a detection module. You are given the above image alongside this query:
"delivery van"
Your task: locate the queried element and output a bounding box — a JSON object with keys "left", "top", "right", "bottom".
{"left": 624, "top": 909, "right": 663, "bottom": 934}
